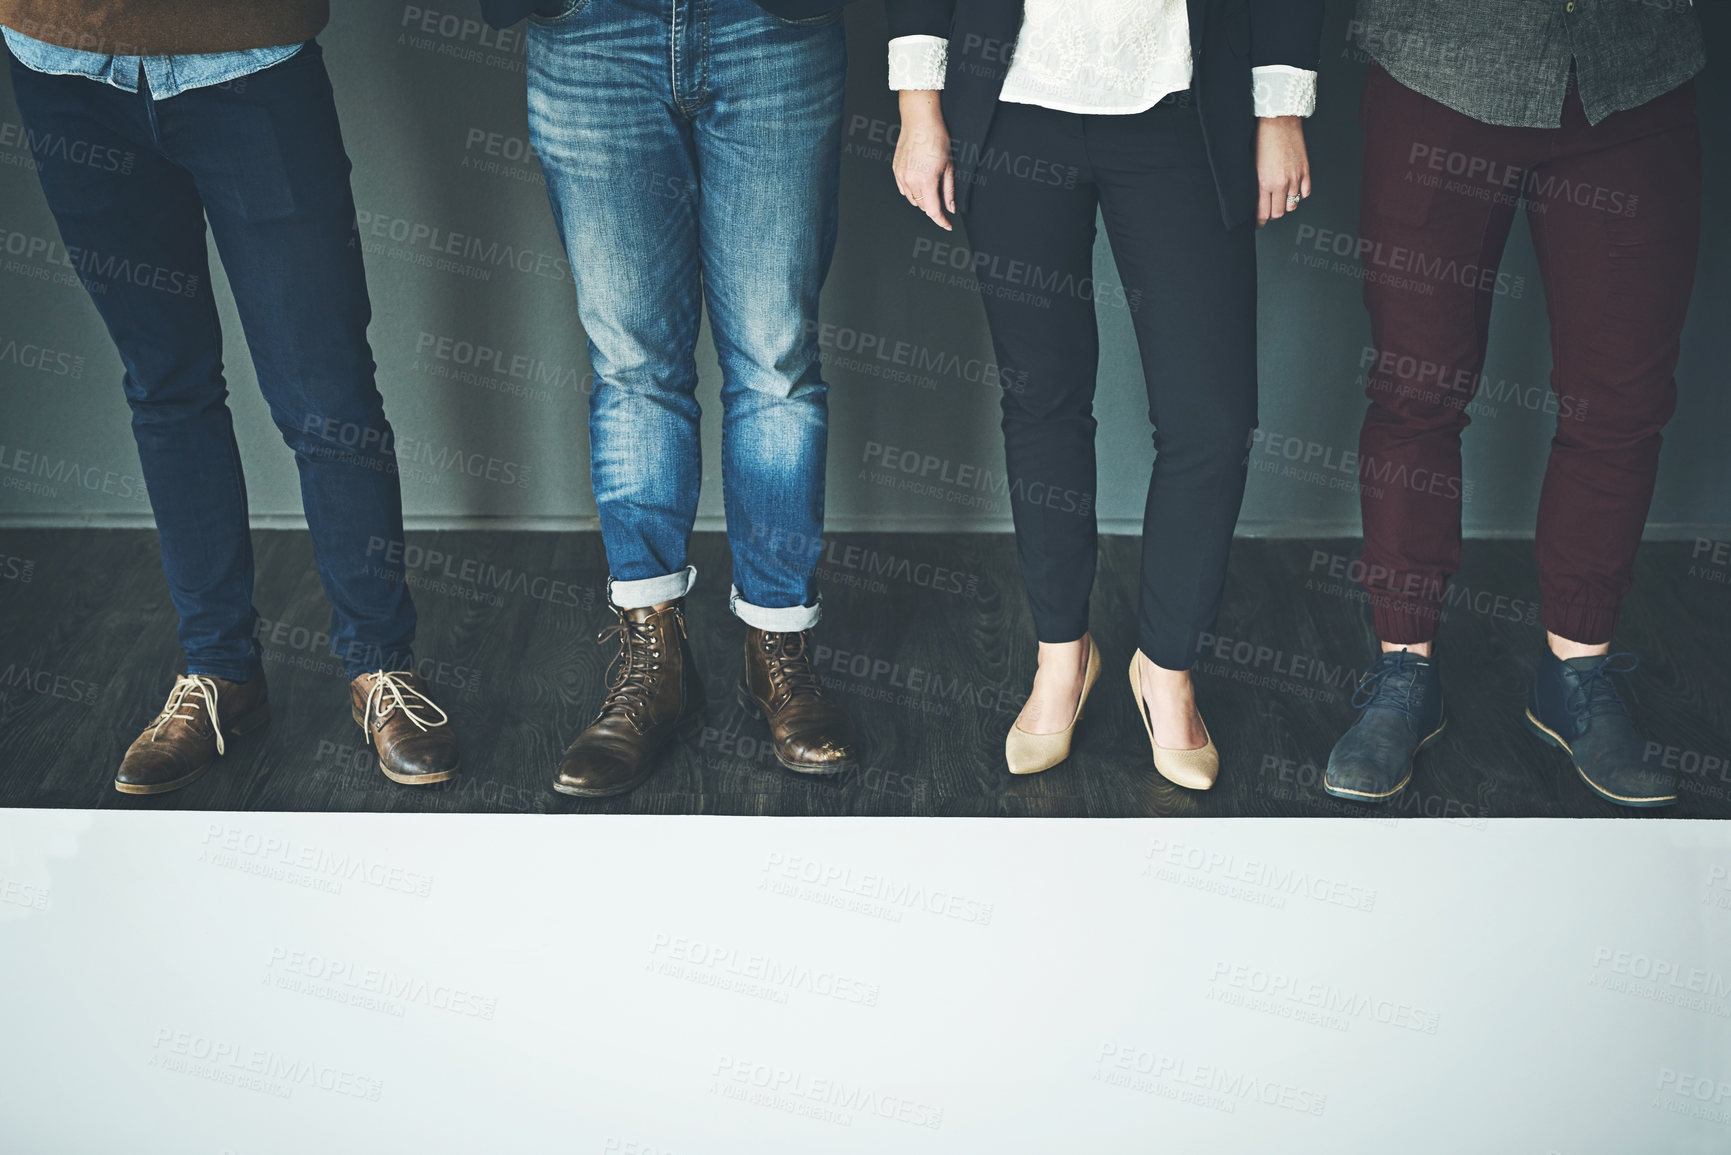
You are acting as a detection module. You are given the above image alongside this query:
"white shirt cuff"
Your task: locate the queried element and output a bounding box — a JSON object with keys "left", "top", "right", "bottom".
{"left": 889, "top": 34, "right": 948, "bottom": 91}
{"left": 1253, "top": 65, "right": 1317, "bottom": 118}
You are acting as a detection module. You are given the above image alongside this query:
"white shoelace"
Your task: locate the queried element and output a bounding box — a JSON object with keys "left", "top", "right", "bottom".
{"left": 361, "top": 671, "right": 449, "bottom": 735}
{"left": 149, "top": 674, "right": 226, "bottom": 754}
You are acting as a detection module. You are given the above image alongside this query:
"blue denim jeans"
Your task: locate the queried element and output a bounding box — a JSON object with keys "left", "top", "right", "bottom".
{"left": 527, "top": 0, "right": 845, "bottom": 630}
{"left": 6, "top": 42, "right": 417, "bottom": 680}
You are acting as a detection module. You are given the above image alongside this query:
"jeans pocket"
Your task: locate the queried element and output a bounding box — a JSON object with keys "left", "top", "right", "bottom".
{"left": 528, "top": 0, "right": 592, "bottom": 25}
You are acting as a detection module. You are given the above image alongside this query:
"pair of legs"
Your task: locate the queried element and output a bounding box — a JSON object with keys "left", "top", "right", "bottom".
{"left": 7, "top": 42, "right": 457, "bottom": 789}
{"left": 527, "top": 0, "right": 845, "bottom": 630}
{"left": 963, "top": 99, "right": 1258, "bottom": 754}
{"left": 525, "top": 0, "right": 855, "bottom": 793}
{"left": 1329, "top": 65, "right": 1701, "bottom": 807}
{"left": 1357, "top": 63, "right": 1700, "bottom": 653}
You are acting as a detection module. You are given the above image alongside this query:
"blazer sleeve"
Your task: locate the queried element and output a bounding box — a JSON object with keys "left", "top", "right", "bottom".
{"left": 1247, "top": 0, "right": 1324, "bottom": 70}
{"left": 884, "top": 0, "right": 954, "bottom": 41}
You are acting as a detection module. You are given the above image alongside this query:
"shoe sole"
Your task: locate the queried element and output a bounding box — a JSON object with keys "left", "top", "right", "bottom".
{"left": 1322, "top": 717, "right": 1447, "bottom": 803}
{"left": 736, "top": 684, "right": 854, "bottom": 776}
{"left": 379, "top": 761, "right": 460, "bottom": 787}
{"left": 551, "top": 711, "right": 705, "bottom": 798}
{"left": 113, "top": 703, "right": 273, "bottom": 795}
{"left": 1522, "top": 709, "right": 1677, "bottom": 808}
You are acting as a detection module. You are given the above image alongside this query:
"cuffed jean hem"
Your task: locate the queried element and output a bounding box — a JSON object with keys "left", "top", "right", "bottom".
{"left": 609, "top": 566, "right": 697, "bottom": 610}
{"left": 730, "top": 584, "right": 821, "bottom": 632}
{"left": 1542, "top": 601, "right": 1620, "bottom": 647}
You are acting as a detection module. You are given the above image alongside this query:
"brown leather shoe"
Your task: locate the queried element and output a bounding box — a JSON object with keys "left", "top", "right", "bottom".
{"left": 350, "top": 670, "right": 460, "bottom": 785}
{"left": 115, "top": 673, "right": 271, "bottom": 795}
{"left": 554, "top": 600, "right": 704, "bottom": 797}
{"left": 738, "top": 628, "right": 856, "bottom": 774}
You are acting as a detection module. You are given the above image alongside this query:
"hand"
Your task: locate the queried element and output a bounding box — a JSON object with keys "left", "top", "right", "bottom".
{"left": 1256, "top": 115, "right": 1311, "bottom": 228}
{"left": 893, "top": 90, "right": 955, "bottom": 231}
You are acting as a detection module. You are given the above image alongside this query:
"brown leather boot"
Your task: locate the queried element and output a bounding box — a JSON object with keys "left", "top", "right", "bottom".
{"left": 738, "top": 628, "right": 856, "bottom": 774}
{"left": 350, "top": 670, "right": 461, "bottom": 785}
{"left": 115, "top": 673, "right": 271, "bottom": 794}
{"left": 554, "top": 601, "right": 704, "bottom": 797}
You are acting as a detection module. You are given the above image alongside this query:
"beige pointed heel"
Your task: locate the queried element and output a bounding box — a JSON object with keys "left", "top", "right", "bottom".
{"left": 1006, "top": 637, "right": 1102, "bottom": 775}
{"left": 1129, "top": 654, "right": 1218, "bottom": 790}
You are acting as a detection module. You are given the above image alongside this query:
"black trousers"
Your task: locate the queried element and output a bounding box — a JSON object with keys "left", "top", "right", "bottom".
{"left": 964, "top": 99, "right": 1257, "bottom": 670}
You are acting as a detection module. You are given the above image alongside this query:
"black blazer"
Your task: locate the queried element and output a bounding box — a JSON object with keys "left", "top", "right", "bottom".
{"left": 478, "top": 0, "right": 849, "bottom": 29}
{"left": 885, "top": 0, "right": 1324, "bottom": 227}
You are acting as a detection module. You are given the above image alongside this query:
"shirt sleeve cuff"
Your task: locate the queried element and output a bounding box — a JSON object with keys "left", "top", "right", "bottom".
{"left": 889, "top": 34, "right": 948, "bottom": 91}
{"left": 1252, "top": 65, "right": 1317, "bottom": 118}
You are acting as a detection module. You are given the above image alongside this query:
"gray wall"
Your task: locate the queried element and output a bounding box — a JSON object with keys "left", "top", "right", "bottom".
{"left": 1, "top": 0, "right": 1726, "bottom": 536}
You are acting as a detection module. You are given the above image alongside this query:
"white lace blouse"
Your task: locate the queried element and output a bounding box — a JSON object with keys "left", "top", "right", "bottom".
{"left": 888, "top": 0, "right": 1317, "bottom": 118}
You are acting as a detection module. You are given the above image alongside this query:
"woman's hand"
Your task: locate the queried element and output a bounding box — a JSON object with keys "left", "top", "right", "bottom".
{"left": 1256, "top": 115, "right": 1311, "bottom": 227}
{"left": 893, "top": 90, "right": 955, "bottom": 231}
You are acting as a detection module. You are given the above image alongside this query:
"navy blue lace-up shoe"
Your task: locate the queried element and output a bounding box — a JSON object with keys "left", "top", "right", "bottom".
{"left": 1324, "top": 650, "right": 1446, "bottom": 802}
{"left": 1525, "top": 651, "right": 1676, "bottom": 808}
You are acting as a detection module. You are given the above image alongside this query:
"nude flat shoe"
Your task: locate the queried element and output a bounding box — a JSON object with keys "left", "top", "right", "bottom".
{"left": 1128, "top": 655, "right": 1219, "bottom": 790}
{"left": 1005, "top": 637, "right": 1102, "bottom": 775}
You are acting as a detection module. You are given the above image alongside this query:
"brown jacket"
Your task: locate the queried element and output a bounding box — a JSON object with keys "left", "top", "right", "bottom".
{"left": 0, "top": 1, "right": 328, "bottom": 56}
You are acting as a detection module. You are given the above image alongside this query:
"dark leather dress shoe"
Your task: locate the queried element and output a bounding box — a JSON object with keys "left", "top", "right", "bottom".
{"left": 116, "top": 672, "right": 270, "bottom": 795}
{"left": 1324, "top": 650, "right": 1445, "bottom": 802}
{"left": 1525, "top": 650, "right": 1674, "bottom": 808}
{"left": 738, "top": 627, "right": 856, "bottom": 775}
{"left": 555, "top": 600, "right": 704, "bottom": 797}
{"left": 351, "top": 670, "right": 460, "bottom": 785}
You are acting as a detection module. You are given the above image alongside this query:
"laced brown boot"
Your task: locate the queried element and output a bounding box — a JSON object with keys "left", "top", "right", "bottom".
{"left": 554, "top": 600, "right": 704, "bottom": 797}
{"left": 115, "top": 672, "right": 271, "bottom": 795}
{"left": 738, "top": 628, "right": 856, "bottom": 774}
{"left": 350, "top": 670, "right": 461, "bottom": 785}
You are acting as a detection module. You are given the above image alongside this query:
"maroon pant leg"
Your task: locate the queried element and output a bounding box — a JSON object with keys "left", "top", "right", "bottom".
{"left": 1355, "top": 66, "right": 1700, "bottom": 646}
{"left": 1522, "top": 82, "right": 1701, "bottom": 645}
{"left": 1355, "top": 64, "right": 1526, "bottom": 644}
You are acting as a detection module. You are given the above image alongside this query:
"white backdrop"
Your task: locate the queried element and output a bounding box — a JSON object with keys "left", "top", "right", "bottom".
{"left": 2, "top": 811, "right": 1729, "bottom": 1152}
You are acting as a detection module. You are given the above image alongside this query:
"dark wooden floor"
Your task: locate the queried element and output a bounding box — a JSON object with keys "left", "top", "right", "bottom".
{"left": 0, "top": 529, "right": 1726, "bottom": 818}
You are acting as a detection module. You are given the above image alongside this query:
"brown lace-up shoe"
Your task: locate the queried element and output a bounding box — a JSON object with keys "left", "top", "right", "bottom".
{"left": 350, "top": 670, "right": 461, "bottom": 785}
{"left": 738, "top": 628, "right": 856, "bottom": 774}
{"left": 554, "top": 600, "right": 704, "bottom": 798}
{"left": 115, "top": 672, "right": 271, "bottom": 795}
